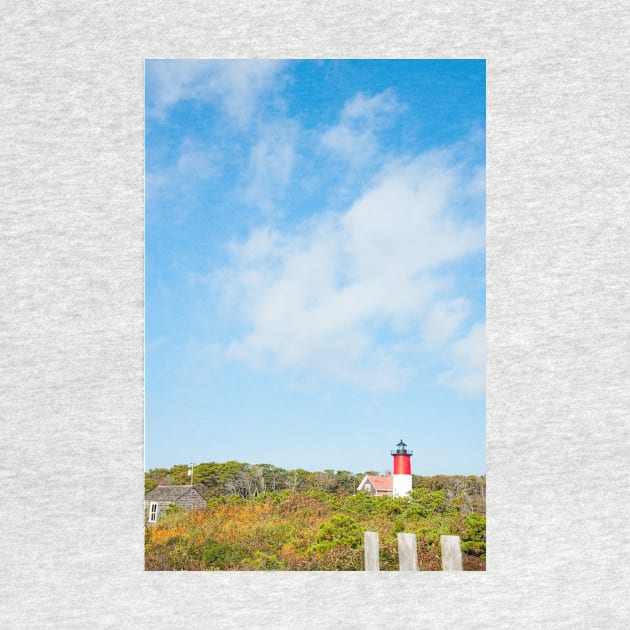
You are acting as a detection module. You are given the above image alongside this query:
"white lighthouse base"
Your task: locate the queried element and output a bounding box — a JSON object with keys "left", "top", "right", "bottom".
{"left": 393, "top": 474, "right": 412, "bottom": 497}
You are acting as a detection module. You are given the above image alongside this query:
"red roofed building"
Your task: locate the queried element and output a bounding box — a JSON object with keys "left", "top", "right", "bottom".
{"left": 357, "top": 473, "right": 393, "bottom": 497}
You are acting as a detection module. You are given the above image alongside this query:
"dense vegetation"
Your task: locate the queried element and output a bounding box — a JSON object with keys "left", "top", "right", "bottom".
{"left": 145, "top": 462, "right": 485, "bottom": 571}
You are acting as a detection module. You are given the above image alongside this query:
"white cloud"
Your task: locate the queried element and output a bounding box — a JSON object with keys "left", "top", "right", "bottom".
{"left": 146, "top": 59, "right": 286, "bottom": 127}
{"left": 228, "top": 225, "right": 280, "bottom": 263}
{"left": 437, "top": 322, "right": 486, "bottom": 397}
{"left": 341, "top": 154, "right": 482, "bottom": 281}
{"left": 423, "top": 298, "right": 471, "bottom": 348}
{"left": 219, "top": 149, "right": 485, "bottom": 393}
{"left": 243, "top": 122, "right": 297, "bottom": 212}
{"left": 321, "top": 89, "right": 402, "bottom": 166}
{"left": 145, "top": 138, "right": 220, "bottom": 225}
{"left": 176, "top": 138, "right": 219, "bottom": 180}
{"left": 341, "top": 89, "right": 401, "bottom": 121}
{"left": 467, "top": 164, "right": 486, "bottom": 197}
{"left": 321, "top": 125, "right": 377, "bottom": 165}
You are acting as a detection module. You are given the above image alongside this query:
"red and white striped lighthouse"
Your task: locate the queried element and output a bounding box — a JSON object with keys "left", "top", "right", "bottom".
{"left": 391, "top": 439, "right": 413, "bottom": 497}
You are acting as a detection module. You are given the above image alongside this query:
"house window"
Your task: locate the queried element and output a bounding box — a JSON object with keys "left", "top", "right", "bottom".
{"left": 149, "top": 502, "right": 158, "bottom": 522}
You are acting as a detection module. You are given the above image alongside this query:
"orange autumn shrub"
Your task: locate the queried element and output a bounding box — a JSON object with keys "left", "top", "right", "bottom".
{"left": 150, "top": 527, "right": 187, "bottom": 545}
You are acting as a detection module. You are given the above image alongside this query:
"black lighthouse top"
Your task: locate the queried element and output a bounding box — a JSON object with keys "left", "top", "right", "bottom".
{"left": 391, "top": 439, "right": 413, "bottom": 456}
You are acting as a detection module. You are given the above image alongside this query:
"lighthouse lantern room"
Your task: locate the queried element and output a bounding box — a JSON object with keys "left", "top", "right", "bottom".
{"left": 391, "top": 439, "right": 413, "bottom": 497}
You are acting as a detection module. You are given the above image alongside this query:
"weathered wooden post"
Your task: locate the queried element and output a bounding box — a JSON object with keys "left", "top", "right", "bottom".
{"left": 397, "top": 533, "right": 418, "bottom": 571}
{"left": 440, "top": 535, "right": 463, "bottom": 571}
{"left": 364, "top": 531, "right": 380, "bottom": 571}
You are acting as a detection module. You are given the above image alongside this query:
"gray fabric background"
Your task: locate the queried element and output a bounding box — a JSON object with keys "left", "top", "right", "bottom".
{"left": 2, "top": 2, "right": 629, "bottom": 628}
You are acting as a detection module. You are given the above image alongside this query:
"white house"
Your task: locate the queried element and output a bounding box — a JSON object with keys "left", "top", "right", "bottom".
{"left": 357, "top": 474, "right": 393, "bottom": 497}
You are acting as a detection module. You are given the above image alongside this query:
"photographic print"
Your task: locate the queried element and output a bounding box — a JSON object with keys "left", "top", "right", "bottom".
{"left": 144, "top": 59, "right": 486, "bottom": 571}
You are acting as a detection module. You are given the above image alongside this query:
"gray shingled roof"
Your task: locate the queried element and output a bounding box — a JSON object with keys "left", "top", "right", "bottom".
{"left": 145, "top": 485, "right": 200, "bottom": 501}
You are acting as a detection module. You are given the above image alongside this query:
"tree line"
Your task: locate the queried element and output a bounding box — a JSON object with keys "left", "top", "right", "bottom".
{"left": 145, "top": 461, "right": 485, "bottom": 515}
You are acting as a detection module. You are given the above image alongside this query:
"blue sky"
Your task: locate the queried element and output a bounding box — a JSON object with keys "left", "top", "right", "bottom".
{"left": 145, "top": 59, "right": 485, "bottom": 475}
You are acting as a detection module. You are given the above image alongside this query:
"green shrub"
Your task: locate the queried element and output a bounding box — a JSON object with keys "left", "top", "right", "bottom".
{"left": 462, "top": 512, "right": 486, "bottom": 557}
{"left": 240, "top": 551, "right": 285, "bottom": 570}
{"left": 311, "top": 515, "right": 362, "bottom": 554}
{"left": 408, "top": 488, "right": 451, "bottom": 514}
{"left": 163, "top": 503, "right": 186, "bottom": 516}
{"left": 145, "top": 536, "right": 203, "bottom": 571}
{"left": 375, "top": 497, "right": 405, "bottom": 517}
{"left": 202, "top": 538, "right": 245, "bottom": 569}
{"left": 341, "top": 492, "right": 378, "bottom": 515}
{"left": 463, "top": 513, "right": 486, "bottom": 541}
{"left": 309, "top": 546, "right": 362, "bottom": 570}
{"left": 461, "top": 541, "right": 486, "bottom": 556}
{"left": 251, "top": 521, "right": 297, "bottom": 548}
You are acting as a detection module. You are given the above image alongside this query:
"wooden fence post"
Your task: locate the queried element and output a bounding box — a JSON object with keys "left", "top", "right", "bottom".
{"left": 440, "top": 535, "right": 463, "bottom": 571}
{"left": 364, "top": 531, "right": 380, "bottom": 571}
{"left": 397, "top": 533, "right": 418, "bottom": 571}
